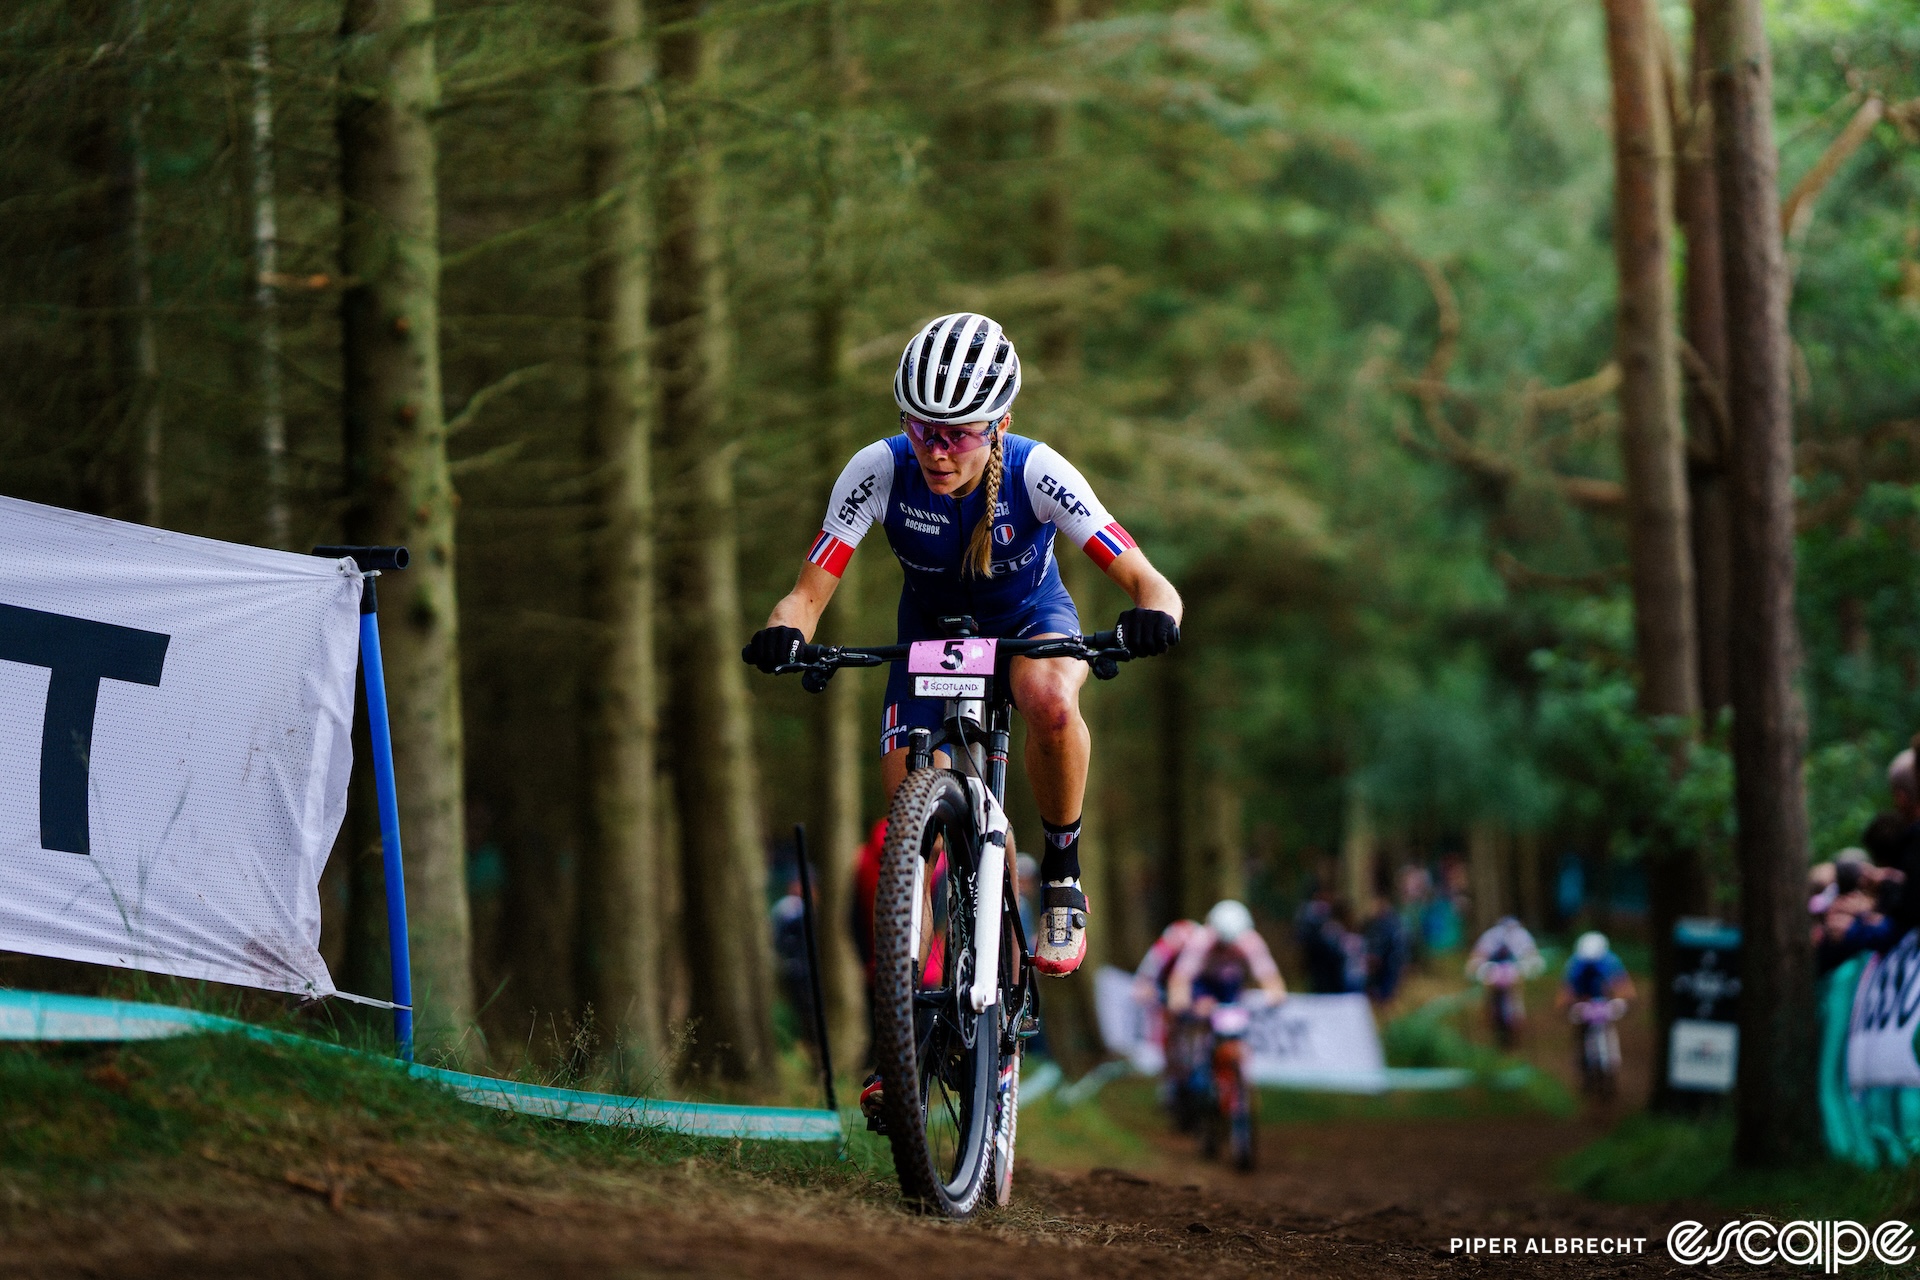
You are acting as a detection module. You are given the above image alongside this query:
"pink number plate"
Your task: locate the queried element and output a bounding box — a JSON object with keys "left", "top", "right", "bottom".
{"left": 908, "top": 638, "right": 998, "bottom": 675}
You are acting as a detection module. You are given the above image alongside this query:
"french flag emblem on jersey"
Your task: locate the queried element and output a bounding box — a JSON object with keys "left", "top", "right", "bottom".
{"left": 1084, "top": 521, "right": 1137, "bottom": 569}
{"left": 807, "top": 530, "right": 855, "bottom": 577}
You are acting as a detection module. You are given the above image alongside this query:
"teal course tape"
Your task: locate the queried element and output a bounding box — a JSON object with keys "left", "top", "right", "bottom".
{"left": 0, "top": 988, "right": 841, "bottom": 1144}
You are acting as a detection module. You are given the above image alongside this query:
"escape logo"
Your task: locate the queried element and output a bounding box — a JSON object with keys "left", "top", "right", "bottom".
{"left": 1666, "top": 1220, "right": 1916, "bottom": 1270}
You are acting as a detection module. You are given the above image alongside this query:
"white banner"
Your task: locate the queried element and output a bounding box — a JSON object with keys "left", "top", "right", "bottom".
{"left": 0, "top": 498, "right": 360, "bottom": 996}
{"left": 1094, "top": 965, "right": 1386, "bottom": 1086}
{"left": 1847, "top": 929, "right": 1920, "bottom": 1089}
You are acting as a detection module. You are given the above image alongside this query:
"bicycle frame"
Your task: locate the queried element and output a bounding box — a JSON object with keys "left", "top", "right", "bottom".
{"left": 774, "top": 616, "right": 1128, "bottom": 1034}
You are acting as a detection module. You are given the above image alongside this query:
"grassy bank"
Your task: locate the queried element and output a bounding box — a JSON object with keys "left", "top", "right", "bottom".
{"left": 0, "top": 1032, "right": 892, "bottom": 1221}
{"left": 1560, "top": 1114, "right": 1920, "bottom": 1221}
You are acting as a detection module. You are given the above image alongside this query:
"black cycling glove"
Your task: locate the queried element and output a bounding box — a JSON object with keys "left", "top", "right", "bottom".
{"left": 743, "top": 625, "right": 806, "bottom": 673}
{"left": 1115, "top": 608, "right": 1180, "bottom": 657}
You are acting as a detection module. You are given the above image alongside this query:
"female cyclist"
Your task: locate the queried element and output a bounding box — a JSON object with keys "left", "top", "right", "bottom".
{"left": 745, "top": 312, "right": 1183, "bottom": 979}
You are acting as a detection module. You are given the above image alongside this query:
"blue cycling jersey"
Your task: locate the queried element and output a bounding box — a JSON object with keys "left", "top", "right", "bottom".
{"left": 808, "top": 431, "right": 1140, "bottom": 753}
{"left": 807, "top": 432, "right": 1135, "bottom": 622}
{"left": 1564, "top": 953, "right": 1626, "bottom": 1000}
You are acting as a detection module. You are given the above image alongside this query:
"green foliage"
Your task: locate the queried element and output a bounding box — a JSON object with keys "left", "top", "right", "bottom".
{"left": 0, "top": 1032, "right": 876, "bottom": 1201}
{"left": 1, "top": 0, "right": 1918, "bottom": 1047}
{"left": 1531, "top": 650, "right": 1734, "bottom": 864}
{"left": 1561, "top": 1112, "right": 1920, "bottom": 1220}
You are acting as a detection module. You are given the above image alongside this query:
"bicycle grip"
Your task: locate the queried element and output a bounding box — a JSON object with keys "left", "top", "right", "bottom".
{"left": 1085, "top": 629, "right": 1119, "bottom": 650}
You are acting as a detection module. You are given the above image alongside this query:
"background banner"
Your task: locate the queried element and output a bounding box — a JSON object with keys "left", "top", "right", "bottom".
{"left": 1846, "top": 929, "right": 1920, "bottom": 1090}
{"left": 0, "top": 498, "right": 360, "bottom": 996}
{"left": 1094, "top": 965, "right": 1386, "bottom": 1086}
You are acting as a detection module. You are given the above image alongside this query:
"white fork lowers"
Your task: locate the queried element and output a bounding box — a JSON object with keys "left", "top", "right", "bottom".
{"left": 965, "top": 779, "right": 1012, "bottom": 1014}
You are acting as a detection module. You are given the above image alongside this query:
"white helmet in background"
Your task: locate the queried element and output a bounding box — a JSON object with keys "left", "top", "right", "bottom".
{"left": 1575, "top": 931, "right": 1609, "bottom": 961}
{"left": 1207, "top": 899, "right": 1255, "bottom": 943}
{"left": 894, "top": 313, "right": 1022, "bottom": 424}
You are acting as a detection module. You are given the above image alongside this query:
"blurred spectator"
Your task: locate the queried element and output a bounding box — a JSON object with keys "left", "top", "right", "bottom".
{"left": 1421, "top": 856, "right": 1467, "bottom": 952}
{"left": 1300, "top": 899, "right": 1367, "bottom": 993}
{"left": 771, "top": 872, "right": 815, "bottom": 1047}
{"left": 1016, "top": 853, "right": 1039, "bottom": 940}
{"left": 1364, "top": 893, "right": 1409, "bottom": 1004}
{"left": 1868, "top": 744, "right": 1920, "bottom": 932}
{"left": 1810, "top": 846, "right": 1904, "bottom": 972}
{"left": 1334, "top": 901, "right": 1369, "bottom": 993}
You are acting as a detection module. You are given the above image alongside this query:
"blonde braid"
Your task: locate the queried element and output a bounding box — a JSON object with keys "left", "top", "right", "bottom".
{"left": 964, "top": 426, "right": 1006, "bottom": 578}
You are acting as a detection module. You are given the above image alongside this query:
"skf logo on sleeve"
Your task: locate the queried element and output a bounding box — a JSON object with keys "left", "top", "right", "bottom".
{"left": 836, "top": 474, "right": 878, "bottom": 524}
{"left": 1035, "top": 474, "right": 1091, "bottom": 518}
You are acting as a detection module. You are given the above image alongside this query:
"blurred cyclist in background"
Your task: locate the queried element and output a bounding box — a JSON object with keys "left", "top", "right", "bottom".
{"left": 1558, "top": 930, "right": 1634, "bottom": 1006}
{"left": 1167, "top": 900, "right": 1289, "bottom": 1016}
{"left": 1163, "top": 901, "right": 1287, "bottom": 1131}
{"left": 1557, "top": 931, "right": 1634, "bottom": 1096}
{"left": 1466, "top": 914, "right": 1544, "bottom": 1049}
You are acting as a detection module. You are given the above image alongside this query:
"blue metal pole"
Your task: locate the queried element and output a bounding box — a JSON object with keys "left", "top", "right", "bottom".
{"left": 359, "top": 606, "right": 415, "bottom": 1061}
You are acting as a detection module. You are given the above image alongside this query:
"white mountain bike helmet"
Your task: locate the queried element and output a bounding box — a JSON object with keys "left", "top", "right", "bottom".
{"left": 1575, "top": 931, "right": 1609, "bottom": 961}
{"left": 1207, "top": 899, "right": 1255, "bottom": 944}
{"left": 894, "top": 313, "right": 1022, "bottom": 424}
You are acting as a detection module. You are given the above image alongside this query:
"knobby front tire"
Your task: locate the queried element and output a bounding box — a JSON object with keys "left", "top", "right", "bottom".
{"left": 873, "top": 767, "right": 998, "bottom": 1218}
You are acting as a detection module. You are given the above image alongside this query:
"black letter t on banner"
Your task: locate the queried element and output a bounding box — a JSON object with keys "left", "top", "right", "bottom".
{"left": 0, "top": 602, "right": 169, "bottom": 855}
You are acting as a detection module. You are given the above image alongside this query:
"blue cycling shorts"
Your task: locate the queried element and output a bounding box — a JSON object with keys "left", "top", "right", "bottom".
{"left": 879, "top": 582, "right": 1081, "bottom": 754}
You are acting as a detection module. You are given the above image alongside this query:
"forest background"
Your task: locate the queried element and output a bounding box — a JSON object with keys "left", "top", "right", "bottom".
{"left": 1, "top": 0, "right": 1916, "bottom": 1162}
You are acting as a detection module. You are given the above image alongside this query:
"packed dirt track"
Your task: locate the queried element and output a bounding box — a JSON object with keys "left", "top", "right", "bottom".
{"left": 5, "top": 1097, "right": 1789, "bottom": 1280}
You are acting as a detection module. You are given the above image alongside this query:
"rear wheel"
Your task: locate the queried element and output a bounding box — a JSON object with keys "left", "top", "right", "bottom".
{"left": 872, "top": 767, "right": 996, "bottom": 1218}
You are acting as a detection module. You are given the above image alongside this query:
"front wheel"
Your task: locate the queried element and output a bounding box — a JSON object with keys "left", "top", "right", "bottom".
{"left": 872, "top": 767, "right": 997, "bottom": 1218}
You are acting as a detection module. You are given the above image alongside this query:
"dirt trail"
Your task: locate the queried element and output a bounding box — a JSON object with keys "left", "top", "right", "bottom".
{"left": 4, "top": 994, "right": 1764, "bottom": 1278}
{"left": 5, "top": 1096, "right": 1750, "bottom": 1280}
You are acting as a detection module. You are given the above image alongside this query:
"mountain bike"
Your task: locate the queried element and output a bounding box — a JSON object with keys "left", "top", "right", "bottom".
{"left": 1191, "top": 999, "right": 1258, "bottom": 1171}
{"left": 1475, "top": 956, "right": 1527, "bottom": 1050}
{"left": 1568, "top": 997, "right": 1626, "bottom": 1098}
{"left": 755, "top": 616, "right": 1136, "bottom": 1218}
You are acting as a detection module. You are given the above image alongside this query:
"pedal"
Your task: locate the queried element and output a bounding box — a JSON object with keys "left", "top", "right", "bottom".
{"left": 865, "top": 1112, "right": 890, "bottom": 1135}
{"left": 1016, "top": 1007, "right": 1042, "bottom": 1040}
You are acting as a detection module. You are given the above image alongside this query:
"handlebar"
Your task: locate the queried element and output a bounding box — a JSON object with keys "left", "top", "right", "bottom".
{"left": 759, "top": 630, "right": 1137, "bottom": 693}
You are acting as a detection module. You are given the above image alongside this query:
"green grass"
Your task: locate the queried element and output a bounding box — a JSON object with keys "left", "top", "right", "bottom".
{"left": 1559, "top": 1113, "right": 1920, "bottom": 1220}
{"left": 0, "top": 1032, "right": 887, "bottom": 1211}
{"left": 1380, "top": 990, "right": 1577, "bottom": 1116}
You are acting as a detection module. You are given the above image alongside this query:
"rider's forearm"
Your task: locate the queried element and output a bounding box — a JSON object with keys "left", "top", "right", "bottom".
{"left": 766, "top": 563, "right": 840, "bottom": 640}
{"left": 1104, "top": 550, "right": 1184, "bottom": 624}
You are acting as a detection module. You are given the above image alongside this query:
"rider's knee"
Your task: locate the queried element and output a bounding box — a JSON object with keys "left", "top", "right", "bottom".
{"left": 1020, "top": 675, "right": 1081, "bottom": 738}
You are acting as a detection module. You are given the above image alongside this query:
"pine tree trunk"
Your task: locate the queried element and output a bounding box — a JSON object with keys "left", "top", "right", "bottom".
{"left": 576, "top": 0, "right": 663, "bottom": 1078}
{"left": 124, "top": 0, "right": 162, "bottom": 526}
{"left": 806, "top": 0, "right": 869, "bottom": 1077}
{"left": 1034, "top": 0, "right": 1079, "bottom": 372}
{"left": 1604, "top": 0, "right": 1699, "bottom": 725}
{"left": 1679, "top": 0, "right": 1733, "bottom": 720}
{"left": 249, "top": 1, "right": 289, "bottom": 548}
{"left": 1604, "top": 0, "right": 1705, "bottom": 1113}
{"left": 1340, "top": 791, "right": 1376, "bottom": 914}
{"left": 654, "top": 0, "right": 777, "bottom": 1086}
{"left": 338, "top": 0, "right": 476, "bottom": 1054}
{"left": 1467, "top": 824, "right": 1507, "bottom": 933}
{"left": 1700, "top": 0, "right": 1819, "bottom": 1165}
{"left": 1160, "top": 652, "right": 1193, "bottom": 923}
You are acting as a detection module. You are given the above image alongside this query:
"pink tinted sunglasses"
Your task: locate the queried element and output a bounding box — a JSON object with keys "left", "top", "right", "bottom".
{"left": 902, "top": 413, "right": 1004, "bottom": 454}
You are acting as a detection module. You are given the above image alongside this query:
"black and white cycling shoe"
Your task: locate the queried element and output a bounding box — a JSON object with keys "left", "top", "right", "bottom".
{"left": 1033, "top": 879, "right": 1089, "bottom": 976}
